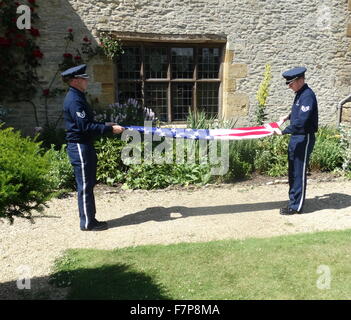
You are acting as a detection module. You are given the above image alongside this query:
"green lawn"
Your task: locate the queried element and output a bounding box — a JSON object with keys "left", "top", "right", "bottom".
{"left": 49, "top": 229, "right": 351, "bottom": 300}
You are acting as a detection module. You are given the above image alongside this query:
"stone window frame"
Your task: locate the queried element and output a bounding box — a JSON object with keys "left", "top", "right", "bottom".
{"left": 114, "top": 40, "right": 226, "bottom": 123}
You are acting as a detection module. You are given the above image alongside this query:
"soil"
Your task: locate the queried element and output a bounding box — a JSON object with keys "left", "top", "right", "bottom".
{"left": 1, "top": 172, "right": 351, "bottom": 299}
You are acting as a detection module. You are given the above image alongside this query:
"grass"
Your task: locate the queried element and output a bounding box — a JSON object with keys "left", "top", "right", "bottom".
{"left": 49, "top": 229, "right": 351, "bottom": 300}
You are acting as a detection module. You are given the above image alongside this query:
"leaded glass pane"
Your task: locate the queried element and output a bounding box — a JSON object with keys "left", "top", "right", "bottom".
{"left": 118, "top": 47, "right": 141, "bottom": 80}
{"left": 172, "top": 83, "right": 193, "bottom": 121}
{"left": 171, "top": 48, "right": 194, "bottom": 79}
{"left": 197, "top": 82, "right": 219, "bottom": 117}
{"left": 145, "top": 47, "right": 168, "bottom": 79}
{"left": 198, "top": 47, "right": 220, "bottom": 79}
{"left": 145, "top": 83, "right": 168, "bottom": 122}
{"left": 117, "top": 82, "right": 142, "bottom": 104}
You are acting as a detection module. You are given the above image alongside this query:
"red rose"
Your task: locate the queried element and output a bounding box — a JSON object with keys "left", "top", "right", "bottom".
{"left": 74, "top": 55, "right": 82, "bottom": 60}
{"left": 68, "top": 28, "right": 73, "bottom": 33}
{"left": 43, "top": 89, "right": 50, "bottom": 96}
{"left": 33, "top": 49, "right": 43, "bottom": 58}
{"left": 63, "top": 53, "right": 72, "bottom": 58}
{"left": 83, "top": 36, "right": 90, "bottom": 42}
{"left": 30, "top": 28, "right": 40, "bottom": 37}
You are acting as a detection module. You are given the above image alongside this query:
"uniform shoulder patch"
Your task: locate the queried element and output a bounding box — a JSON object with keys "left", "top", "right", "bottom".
{"left": 76, "top": 111, "right": 86, "bottom": 118}
{"left": 301, "top": 105, "right": 310, "bottom": 112}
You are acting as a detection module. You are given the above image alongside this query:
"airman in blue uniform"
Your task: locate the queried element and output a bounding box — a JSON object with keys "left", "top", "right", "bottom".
{"left": 61, "top": 64, "right": 124, "bottom": 230}
{"left": 276, "top": 67, "right": 318, "bottom": 215}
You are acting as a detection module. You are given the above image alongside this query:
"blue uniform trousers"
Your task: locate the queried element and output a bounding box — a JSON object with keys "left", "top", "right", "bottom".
{"left": 288, "top": 133, "right": 315, "bottom": 212}
{"left": 67, "top": 143, "right": 97, "bottom": 230}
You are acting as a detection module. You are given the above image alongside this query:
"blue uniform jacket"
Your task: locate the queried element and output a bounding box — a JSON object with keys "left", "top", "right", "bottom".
{"left": 63, "top": 87, "right": 112, "bottom": 143}
{"left": 282, "top": 84, "right": 318, "bottom": 135}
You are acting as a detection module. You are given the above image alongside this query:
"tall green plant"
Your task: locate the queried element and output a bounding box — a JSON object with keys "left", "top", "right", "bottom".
{"left": 187, "top": 109, "right": 237, "bottom": 129}
{"left": 256, "top": 64, "right": 272, "bottom": 125}
{"left": 186, "top": 109, "right": 215, "bottom": 129}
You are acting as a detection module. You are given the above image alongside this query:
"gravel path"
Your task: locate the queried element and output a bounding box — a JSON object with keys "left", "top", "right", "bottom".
{"left": 1, "top": 175, "right": 351, "bottom": 299}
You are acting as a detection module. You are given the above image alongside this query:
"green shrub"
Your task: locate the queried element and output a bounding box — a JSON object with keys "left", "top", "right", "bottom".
{"left": 310, "top": 126, "right": 343, "bottom": 172}
{"left": 123, "top": 162, "right": 212, "bottom": 190}
{"left": 222, "top": 140, "right": 257, "bottom": 181}
{"left": 254, "top": 135, "right": 289, "bottom": 177}
{"left": 170, "top": 163, "right": 213, "bottom": 186}
{"left": 91, "top": 115, "right": 345, "bottom": 189}
{"left": 123, "top": 163, "right": 174, "bottom": 189}
{"left": 254, "top": 127, "right": 343, "bottom": 176}
{"left": 224, "top": 154, "right": 252, "bottom": 181}
{"left": 94, "top": 137, "right": 128, "bottom": 185}
{"left": 104, "top": 131, "right": 214, "bottom": 189}
{"left": 45, "top": 145, "right": 75, "bottom": 191}
{"left": 0, "top": 127, "right": 54, "bottom": 222}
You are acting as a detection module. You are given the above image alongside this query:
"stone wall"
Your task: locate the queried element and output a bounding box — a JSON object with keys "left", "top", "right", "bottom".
{"left": 5, "top": 0, "right": 351, "bottom": 134}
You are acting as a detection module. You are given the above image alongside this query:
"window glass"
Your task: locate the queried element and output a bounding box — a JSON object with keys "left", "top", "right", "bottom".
{"left": 117, "top": 82, "right": 142, "bottom": 104}
{"left": 116, "top": 44, "right": 221, "bottom": 122}
{"left": 145, "top": 83, "right": 168, "bottom": 122}
{"left": 198, "top": 47, "right": 220, "bottom": 79}
{"left": 171, "top": 48, "right": 194, "bottom": 79}
{"left": 118, "top": 47, "right": 141, "bottom": 79}
{"left": 197, "top": 82, "right": 220, "bottom": 117}
{"left": 172, "top": 83, "right": 193, "bottom": 121}
{"left": 145, "top": 47, "right": 168, "bottom": 79}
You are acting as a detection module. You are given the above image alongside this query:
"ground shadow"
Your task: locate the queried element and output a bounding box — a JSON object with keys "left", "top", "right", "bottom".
{"left": 107, "top": 193, "right": 351, "bottom": 228}
{"left": 0, "top": 263, "right": 170, "bottom": 300}
{"left": 303, "top": 193, "right": 351, "bottom": 213}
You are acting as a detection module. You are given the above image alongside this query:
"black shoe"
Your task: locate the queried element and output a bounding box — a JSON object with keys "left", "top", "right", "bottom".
{"left": 81, "top": 221, "right": 108, "bottom": 231}
{"left": 280, "top": 207, "right": 300, "bottom": 215}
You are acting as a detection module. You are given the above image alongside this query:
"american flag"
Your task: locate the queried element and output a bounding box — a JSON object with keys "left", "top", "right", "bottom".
{"left": 124, "top": 120, "right": 284, "bottom": 140}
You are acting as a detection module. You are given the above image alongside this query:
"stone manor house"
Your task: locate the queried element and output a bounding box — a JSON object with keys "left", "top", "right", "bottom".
{"left": 6, "top": 0, "right": 351, "bottom": 133}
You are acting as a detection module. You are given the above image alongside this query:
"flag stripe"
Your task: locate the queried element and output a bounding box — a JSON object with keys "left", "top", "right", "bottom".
{"left": 124, "top": 120, "right": 284, "bottom": 141}
{"left": 213, "top": 130, "right": 272, "bottom": 137}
